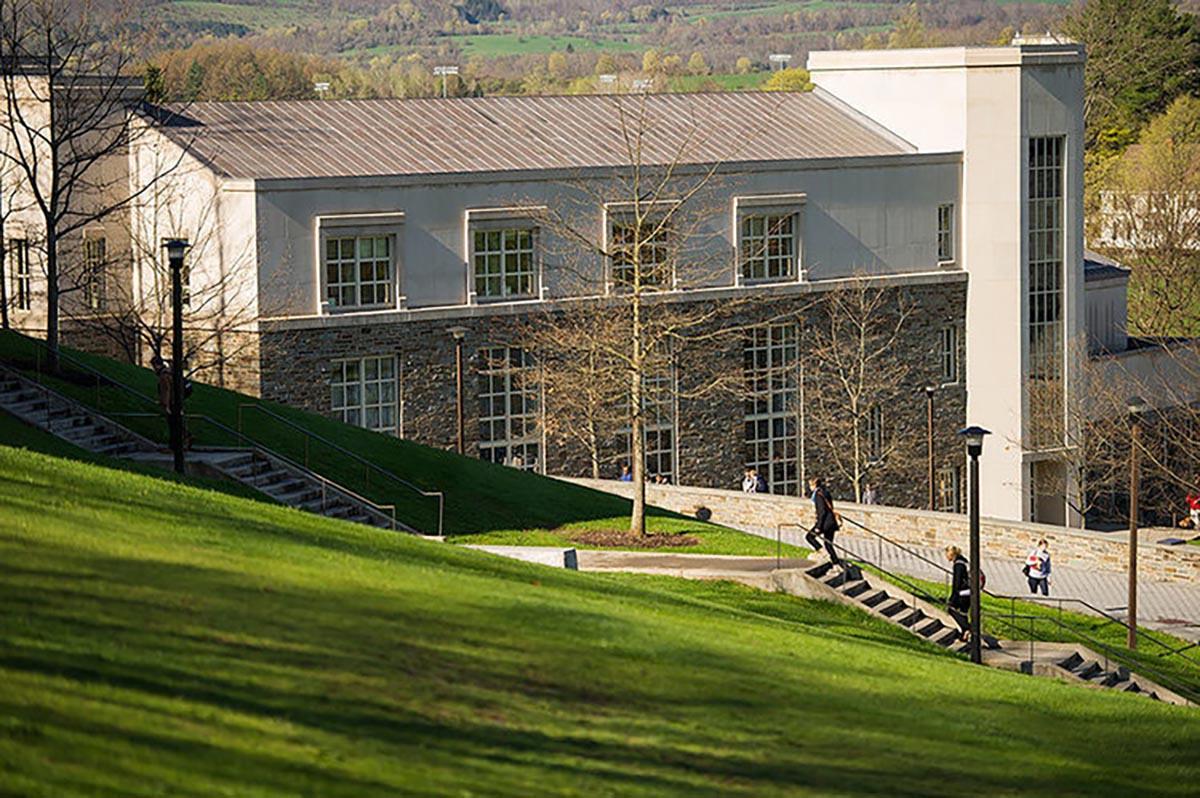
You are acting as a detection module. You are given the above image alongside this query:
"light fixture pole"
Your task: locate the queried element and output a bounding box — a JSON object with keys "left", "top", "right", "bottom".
{"left": 164, "top": 239, "right": 190, "bottom": 475}
{"left": 1126, "top": 395, "right": 1149, "bottom": 650}
{"left": 925, "top": 385, "right": 936, "bottom": 511}
{"left": 449, "top": 326, "right": 467, "bottom": 455}
{"left": 959, "top": 425, "right": 991, "bottom": 665}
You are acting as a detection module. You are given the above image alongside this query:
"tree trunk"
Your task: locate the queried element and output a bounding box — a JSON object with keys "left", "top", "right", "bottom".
{"left": 631, "top": 410, "right": 646, "bottom": 536}
{"left": 0, "top": 217, "right": 8, "bottom": 331}
{"left": 588, "top": 415, "right": 600, "bottom": 480}
{"left": 45, "top": 226, "right": 59, "bottom": 371}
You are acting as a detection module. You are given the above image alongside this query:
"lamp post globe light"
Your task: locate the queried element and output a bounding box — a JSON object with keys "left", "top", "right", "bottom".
{"left": 163, "top": 238, "right": 190, "bottom": 475}
{"left": 449, "top": 326, "right": 468, "bottom": 455}
{"left": 958, "top": 425, "right": 991, "bottom": 665}
{"left": 1126, "top": 395, "right": 1150, "bottom": 650}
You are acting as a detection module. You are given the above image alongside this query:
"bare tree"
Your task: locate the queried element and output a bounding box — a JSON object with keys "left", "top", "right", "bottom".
{"left": 522, "top": 93, "right": 775, "bottom": 535}
{"left": 60, "top": 131, "right": 260, "bottom": 389}
{"left": 0, "top": 0, "right": 181, "bottom": 369}
{"left": 803, "top": 275, "right": 919, "bottom": 502}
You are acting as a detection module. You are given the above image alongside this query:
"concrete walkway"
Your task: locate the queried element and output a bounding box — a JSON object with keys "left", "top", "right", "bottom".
{"left": 760, "top": 526, "right": 1200, "bottom": 643}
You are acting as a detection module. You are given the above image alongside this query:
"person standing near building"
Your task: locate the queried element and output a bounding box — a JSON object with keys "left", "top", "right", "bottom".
{"left": 742, "top": 468, "right": 757, "bottom": 493}
{"left": 1187, "top": 480, "right": 1200, "bottom": 530}
{"left": 945, "top": 545, "right": 972, "bottom": 641}
{"left": 862, "top": 482, "right": 878, "bottom": 505}
{"left": 805, "top": 477, "right": 841, "bottom": 567}
{"left": 618, "top": 464, "right": 632, "bottom": 482}
{"left": 1024, "top": 538, "right": 1051, "bottom": 596}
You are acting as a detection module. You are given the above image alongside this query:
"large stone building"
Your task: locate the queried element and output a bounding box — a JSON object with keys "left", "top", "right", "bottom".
{"left": 4, "top": 41, "right": 1089, "bottom": 524}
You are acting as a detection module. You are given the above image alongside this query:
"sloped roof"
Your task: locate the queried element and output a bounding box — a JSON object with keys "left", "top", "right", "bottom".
{"left": 150, "top": 91, "right": 915, "bottom": 181}
{"left": 1084, "top": 249, "right": 1130, "bottom": 283}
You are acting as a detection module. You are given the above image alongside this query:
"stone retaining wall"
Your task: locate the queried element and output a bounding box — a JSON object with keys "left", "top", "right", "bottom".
{"left": 566, "top": 478, "right": 1200, "bottom": 585}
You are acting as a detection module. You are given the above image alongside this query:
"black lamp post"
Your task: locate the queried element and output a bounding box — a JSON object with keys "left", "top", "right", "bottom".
{"left": 925, "top": 385, "right": 936, "bottom": 510}
{"left": 1126, "top": 395, "right": 1150, "bottom": 650}
{"left": 449, "top": 326, "right": 467, "bottom": 455}
{"left": 164, "top": 239, "right": 189, "bottom": 475}
{"left": 959, "top": 424, "right": 991, "bottom": 664}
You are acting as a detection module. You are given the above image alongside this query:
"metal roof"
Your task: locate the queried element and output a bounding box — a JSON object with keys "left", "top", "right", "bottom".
{"left": 1084, "top": 249, "right": 1130, "bottom": 283}
{"left": 150, "top": 91, "right": 915, "bottom": 181}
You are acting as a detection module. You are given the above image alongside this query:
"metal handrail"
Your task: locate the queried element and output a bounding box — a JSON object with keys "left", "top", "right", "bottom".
{"left": 1, "top": 333, "right": 423, "bottom": 533}
{"left": 106, "top": 411, "right": 405, "bottom": 531}
{"left": 236, "top": 402, "right": 444, "bottom": 537}
{"left": 832, "top": 512, "right": 1200, "bottom": 698}
{"left": 839, "top": 512, "right": 1200, "bottom": 669}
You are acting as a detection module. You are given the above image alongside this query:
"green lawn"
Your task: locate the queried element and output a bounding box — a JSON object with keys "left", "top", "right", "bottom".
{"left": 448, "top": 33, "right": 643, "bottom": 58}
{"left": 0, "top": 331, "right": 767, "bottom": 551}
{"left": 2, "top": 446, "right": 1199, "bottom": 796}
{"left": 666, "top": 72, "right": 770, "bottom": 92}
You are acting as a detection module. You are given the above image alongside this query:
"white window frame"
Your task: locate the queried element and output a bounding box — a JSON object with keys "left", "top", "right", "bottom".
{"left": 465, "top": 207, "right": 545, "bottom": 303}
{"left": 744, "top": 323, "right": 800, "bottom": 495}
{"left": 603, "top": 199, "right": 679, "bottom": 293}
{"left": 733, "top": 194, "right": 806, "bottom": 286}
{"left": 478, "top": 346, "right": 541, "bottom": 472}
{"left": 939, "top": 325, "right": 959, "bottom": 385}
{"left": 330, "top": 355, "right": 399, "bottom": 435}
{"left": 937, "top": 203, "right": 955, "bottom": 264}
{"left": 315, "top": 212, "right": 405, "bottom": 314}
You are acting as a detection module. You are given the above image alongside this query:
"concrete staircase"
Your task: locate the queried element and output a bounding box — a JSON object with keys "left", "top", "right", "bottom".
{"left": 0, "top": 365, "right": 410, "bottom": 534}
{"left": 801, "top": 560, "right": 1191, "bottom": 705}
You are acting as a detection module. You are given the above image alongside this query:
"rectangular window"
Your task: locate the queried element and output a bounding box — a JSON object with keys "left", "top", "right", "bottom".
{"left": 610, "top": 219, "right": 670, "bottom": 288}
{"left": 936, "top": 465, "right": 962, "bottom": 513}
{"left": 621, "top": 369, "right": 676, "bottom": 483}
{"left": 937, "top": 203, "right": 955, "bottom": 262}
{"left": 743, "top": 323, "right": 799, "bottom": 495}
{"left": 864, "top": 405, "right": 884, "bottom": 463}
{"left": 473, "top": 227, "right": 535, "bottom": 299}
{"left": 10, "top": 238, "right": 30, "bottom": 311}
{"left": 83, "top": 237, "right": 106, "bottom": 311}
{"left": 330, "top": 356, "right": 398, "bottom": 434}
{"left": 325, "top": 235, "right": 392, "bottom": 309}
{"left": 1028, "top": 136, "right": 1065, "bottom": 448}
{"left": 478, "top": 346, "right": 540, "bottom": 470}
{"left": 940, "top": 325, "right": 958, "bottom": 384}
{"left": 741, "top": 213, "right": 796, "bottom": 282}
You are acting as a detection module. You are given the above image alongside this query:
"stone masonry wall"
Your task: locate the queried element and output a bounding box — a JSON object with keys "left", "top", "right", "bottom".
{"left": 569, "top": 478, "right": 1200, "bottom": 585}
{"left": 258, "top": 278, "right": 967, "bottom": 509}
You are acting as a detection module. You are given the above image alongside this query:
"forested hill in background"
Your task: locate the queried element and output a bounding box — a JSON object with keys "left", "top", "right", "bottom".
{"left": 145, "top": 0, "right": 1081, "bottom": 101}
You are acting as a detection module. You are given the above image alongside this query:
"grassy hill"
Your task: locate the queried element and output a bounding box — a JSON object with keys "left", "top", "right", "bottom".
{"left": 0, "top": 331, "right": 795, "bottom": 555}
{"left": 1, "top": 446, "right": 1198, "bottom": 796}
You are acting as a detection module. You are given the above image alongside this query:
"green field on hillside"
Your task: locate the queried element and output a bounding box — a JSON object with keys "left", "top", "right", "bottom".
{"left": 0, "top": 332, "right": 765, "bottom": 551}
{"left": 1, "top": 446, "right": 1198, "bottom": 796}
{"left": 667, "top": 72, "right": 771, "bottom": 92}
{"left": 449, "top": 33, "right": 644, "bottom": 57}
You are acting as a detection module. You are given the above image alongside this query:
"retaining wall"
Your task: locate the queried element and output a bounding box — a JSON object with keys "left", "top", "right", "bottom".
{"left": 566, "top": 478, "right": 1200, "bottom": 585}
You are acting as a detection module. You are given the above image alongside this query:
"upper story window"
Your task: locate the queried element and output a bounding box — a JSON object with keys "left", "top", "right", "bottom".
{"left": 940, "top": 325, "right": 958, "bottom": 384}
{"left": 473, "top": 227, "right": 536, "bottom": 300}
{"left": 326, "top": 235, "right": 392, "bottom": 309}
{"left": 937, "top": 203, "right": 955, "bottom": 263}
{"left": 83, "top": 236, "right": 106, "bottom": 311}
{"left": 610, "top": 218, "right": 671, "bottom": 289}
{"left": 9, "top": 238, "right": 30, "bottom": 311}
{"left": 740, "top": 213, "right": 797, "bottom": 282}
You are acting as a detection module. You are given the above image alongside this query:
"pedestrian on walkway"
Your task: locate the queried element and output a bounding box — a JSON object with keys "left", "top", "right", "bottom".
{"left": 1186, "top": 479, "right": 1200, "bottom": 530}
{"left": 1024, "top": 538, "right": 1052, "bottom": 596}
{"left": 805, "top": 477, "right": 841, "bottom": 567}
{"left": 945, "top": 545, "right": 972, "bottom": 641}
{"left": 862, "top": 482, "right": 878, "bottom": 505}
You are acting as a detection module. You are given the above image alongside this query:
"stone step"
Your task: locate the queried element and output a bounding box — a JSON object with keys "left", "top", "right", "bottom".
{"left": 1099, "top": 667, "right": 1131, "bottom": 688}
{"left": 1074, "top": 661, "right": 1104, "bottom": 680}
{"left": 878, "top": 599, "right": 909, "bottom": 618}
{"left": 841, "top": 579, "right": 871, "bottom": 599}
{"left": 915, "top": 619, "right": 945, "bottom": 638}
{"left": 934, "top": 628, "right": 963, "bottom": 647}
{"left": 897, "top": 608, "right": 926, "bottom": 628}
{"left": 859, "top": 590, "right": 890, "bottom": 608}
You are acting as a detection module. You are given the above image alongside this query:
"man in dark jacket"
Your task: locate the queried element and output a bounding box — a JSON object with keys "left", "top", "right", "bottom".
{"left": 804, "top": 477, "right": 841, "bottom": 566}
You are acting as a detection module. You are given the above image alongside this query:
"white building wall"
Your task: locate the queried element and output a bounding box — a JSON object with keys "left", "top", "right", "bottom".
{"left": 809, "top": 44, "right": 1087, "bottom": 524}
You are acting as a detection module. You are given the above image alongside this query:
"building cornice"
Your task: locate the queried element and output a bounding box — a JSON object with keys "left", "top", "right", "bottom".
{"left": 259, "top": 268, "right": 967, "bottom": 332}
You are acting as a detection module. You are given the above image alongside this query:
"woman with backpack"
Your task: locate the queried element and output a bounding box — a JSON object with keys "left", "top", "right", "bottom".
{"left": 1023, "top": 538, "right": 1051, "bottom": 596}
{"left": 945, "top": 545, "right": 972, "bottom": 641}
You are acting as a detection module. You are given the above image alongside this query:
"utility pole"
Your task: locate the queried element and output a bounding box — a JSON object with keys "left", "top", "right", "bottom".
{"left": 450, "top": 326, "right": 467, "bottom": 454}
{"left": 925, "top": 385, "right": 936, "bottom": 510}
{"left": 1126, "top": 396, "right": 1149, "bottom": 650}
{"left": 164, "top": 239, "right": 189, "bottom": 475}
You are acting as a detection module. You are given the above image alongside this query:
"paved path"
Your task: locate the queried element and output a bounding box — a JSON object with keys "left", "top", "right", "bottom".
{"left": 759, "top": 526, "right": 1200, "bottom": 643}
